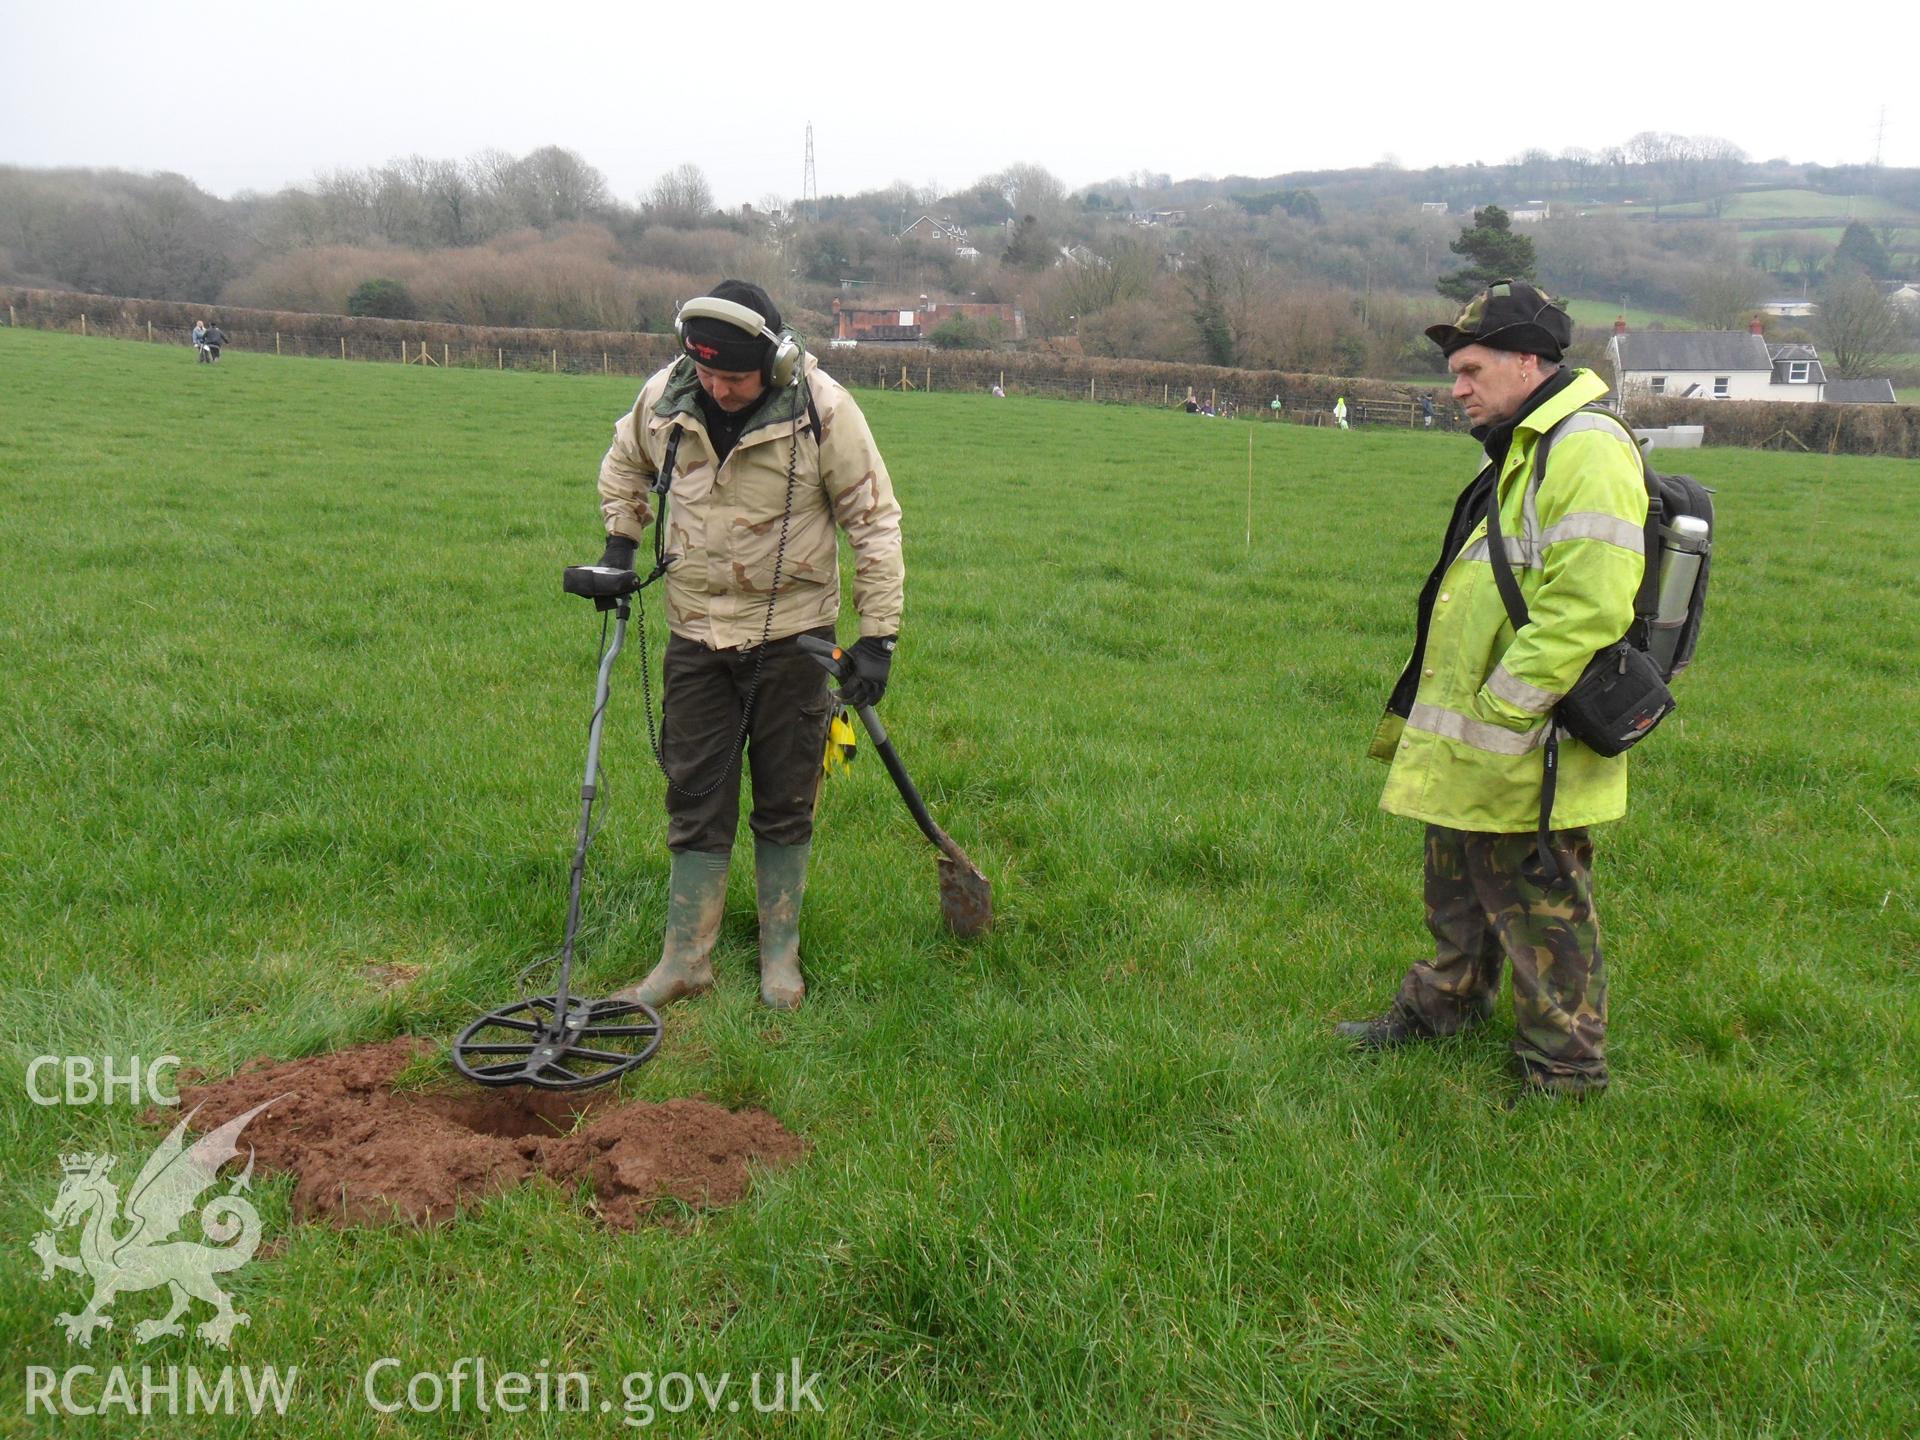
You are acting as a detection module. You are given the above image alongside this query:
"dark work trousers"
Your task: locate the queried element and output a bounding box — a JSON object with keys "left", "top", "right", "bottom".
{"left": 661, "top": 627, "right": 835, "bottom": 854}
{"left": 1392, "top": 825, "right": 1608, "bottom": 1086}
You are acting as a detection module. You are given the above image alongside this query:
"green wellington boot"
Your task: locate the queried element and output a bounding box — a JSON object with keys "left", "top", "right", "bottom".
{"left": 611, "top": 849, "right": 730, "bottom": 1009}
{"left": 755, "top": 841, "right": 811, "bottom": 1011}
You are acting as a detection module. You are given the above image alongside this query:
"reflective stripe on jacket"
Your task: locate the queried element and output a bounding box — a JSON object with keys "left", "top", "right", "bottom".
{"left": 598, "top": 354, "right": 904, "bottom": 649}
{"left": 1368, "top": 369, "right": 1648, "bottom": 831}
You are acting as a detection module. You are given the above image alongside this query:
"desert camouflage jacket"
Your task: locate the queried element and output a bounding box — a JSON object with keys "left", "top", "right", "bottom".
{"left": 598, "top": 354, "right": 904, "bottom": 649}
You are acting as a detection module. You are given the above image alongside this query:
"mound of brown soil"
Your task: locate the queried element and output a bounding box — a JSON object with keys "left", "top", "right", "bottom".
{"left": 167, "top": 1038, "right": 804, "bottom": 1230}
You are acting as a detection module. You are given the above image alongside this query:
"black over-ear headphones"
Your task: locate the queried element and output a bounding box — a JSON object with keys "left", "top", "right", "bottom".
{"left": 673, "top": 296, "right": 804, "bottom": 389}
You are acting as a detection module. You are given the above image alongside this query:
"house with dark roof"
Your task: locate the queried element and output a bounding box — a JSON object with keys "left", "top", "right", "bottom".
{"left": 1824, "top": 378, "right": 1898, "bottom": 405}
{"left": 1607, "top": 319, "right": 1836, "bottom": 403}
{"left": 1767, "top": 343, "right": 1828, "bottom": 390}
{"left": 899, "top": 215, "right": 982, "bottom": 261}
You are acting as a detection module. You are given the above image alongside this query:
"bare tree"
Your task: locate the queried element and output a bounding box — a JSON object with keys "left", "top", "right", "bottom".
{"left": 1686, "top": 267, "right": 1765, "bottom": 329}
{"left": 1058, "top": 234, "right": 1161, "bottom": 318}
{"left": 644, "top": 163, "right": 714, "bottom": 228}
{"left": 992, "top": 163, "right": 1066, "bottom": 229}
{"left": 522, "top": 146, "right": 609, "bottom": 225}
{"left": 1815, "top": 273, "right": 1901, "bottom": 379}
{"left": 1784, "top": 234, "right": 1827, "bottom": 293}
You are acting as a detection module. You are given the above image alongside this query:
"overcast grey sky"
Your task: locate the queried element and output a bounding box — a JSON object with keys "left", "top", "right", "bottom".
{"left": 4, "top": 0, "right": 1911, "bottom": 206}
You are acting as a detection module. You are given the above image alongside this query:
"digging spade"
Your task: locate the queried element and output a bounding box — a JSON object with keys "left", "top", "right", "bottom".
{"left": 798, "top": 636, "right": 992, "bottom": 937}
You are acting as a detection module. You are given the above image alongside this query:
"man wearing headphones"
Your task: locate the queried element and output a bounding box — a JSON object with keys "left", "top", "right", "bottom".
{"left": 595, "top": 279, "right": 904, "bottom": 1011}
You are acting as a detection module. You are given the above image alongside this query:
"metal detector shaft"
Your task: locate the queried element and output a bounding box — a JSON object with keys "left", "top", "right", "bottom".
{"left": 555, "top": 595, "right": 630, "bottom": 996}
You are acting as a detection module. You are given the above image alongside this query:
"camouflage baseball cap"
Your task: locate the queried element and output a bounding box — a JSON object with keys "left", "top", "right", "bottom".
{"left": 1424, "top": 279, "right": 1572, "bottom": 360}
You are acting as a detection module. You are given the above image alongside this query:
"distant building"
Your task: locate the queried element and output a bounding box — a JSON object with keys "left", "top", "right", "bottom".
{"left": 899, "top": 215, "right": 982, "bottom": 262}
{"left": 1824, "top": 378, "right": 1898, "bottom": 404}
{"left": 1509, "top": 201, "right": 1551, "bottom": 223}
{"left": 1888, "top": 282, "right": 1920, "bottom": 312}
{"left": 831, "top": 297, "right": 1024, "bottom": 344}
{"left": 900, "top": 215, "right": 965, "bottom": 244}
{"left": 1759, "top": 297, "right": 1818, "bottom": 319}
{"left": 1608, "top": 318, "right": 1890, "bottom": 404}
{"left": 1420, "top": 201, "right": 1449, "bottom": 215}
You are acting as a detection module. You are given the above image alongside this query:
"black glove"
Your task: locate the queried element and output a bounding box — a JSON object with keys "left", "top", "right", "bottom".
{"left": 837, "top": 635, "right": 896, "bottom": 708}
{"left": 597, "top": 534, "right": 638, "bottom": 571}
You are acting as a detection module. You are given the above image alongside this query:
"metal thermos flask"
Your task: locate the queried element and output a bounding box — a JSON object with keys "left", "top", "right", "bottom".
{"left": 1649, "top": 514, "right": 1711, "bottom": 674}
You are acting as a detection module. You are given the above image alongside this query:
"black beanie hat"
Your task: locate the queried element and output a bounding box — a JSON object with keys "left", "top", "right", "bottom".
{"left": 680, "top": 279, "right": 782, "bottom": 372}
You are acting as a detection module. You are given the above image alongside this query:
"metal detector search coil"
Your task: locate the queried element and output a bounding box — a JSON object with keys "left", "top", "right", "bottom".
{"left": 451, "top": 570, "right": 664, "bottom": 1091}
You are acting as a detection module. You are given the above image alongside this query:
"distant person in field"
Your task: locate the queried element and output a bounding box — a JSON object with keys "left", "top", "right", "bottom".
{"left": 191, "top": 319, "right": 206, "bottom": 352}
{"left": 204, "top": 323, "right": 227, "bottom": 362}
{"left": 1337, "top": 280, "right": 1648, "bottom": 1101}
{"left": 1333, "top": 395, "right": 1349, "bottom": 429}
{"left": 1422, "top": 392, "right": 1436, "bottom": 428}
{"left": 1184, "top": 387, "right": 1200, "bottom": 414}
{"left": 594, "top": 279, "right": 904, "bottom": 1013}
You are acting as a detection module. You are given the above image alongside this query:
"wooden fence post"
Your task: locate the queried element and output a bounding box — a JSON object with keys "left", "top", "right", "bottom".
{"left": 147, "top": 320, "right": 153, "bottom": 342}
{"left": 444, "top": 343, "right": 449, "bottom": 368}
{"left": 926, "top": 365, "right": 932, "bottom": 391}
{"left": 602, "top": 352, "right": 609, "bottom": 375}
{"left": 341, "top": 337, "right": 347, "bottom": 361}
{"left": 1001, "top": 370, "right": 1006, "bottom": 391}
{"left": 498, "top": 348, "right": 503, "bottom": 370}
{"left": 1089, "top": 376, "right": 1095, "bottom": 401}
{"left": 7, "top": 305, "right": 14, "bottom": 328}
{"left": 551, "top": 349, "right": 557, "bottom": 372}
{"left": 275, "top": 332, "right": 281, "bottom": 356}
{"left": 80, "top": 314, "right": 87, "bottom": 336}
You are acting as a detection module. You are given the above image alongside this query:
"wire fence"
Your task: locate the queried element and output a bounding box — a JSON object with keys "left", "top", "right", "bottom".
{"left": 830, "top": 353, "right": 1467, "bottom": 430}
{"left": 3, "top": 289, "right": 1472, "bottom": 434}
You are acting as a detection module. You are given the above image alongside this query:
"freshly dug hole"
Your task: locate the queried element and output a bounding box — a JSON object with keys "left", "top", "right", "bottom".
{"left": 169, "top": 1038, "right": 804, "bottom": 1229}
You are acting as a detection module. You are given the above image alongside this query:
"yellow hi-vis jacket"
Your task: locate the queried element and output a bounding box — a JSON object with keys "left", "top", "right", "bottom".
{"left": 1369, "top": 369, "right": 1648, "bottom": 831}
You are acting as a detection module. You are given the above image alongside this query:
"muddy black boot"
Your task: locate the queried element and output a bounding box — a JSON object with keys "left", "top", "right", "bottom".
{"left": 610, "top": 850, "right": 729, "bottom": 1008}
{"left": 1335, "top": 1008, "right": 1430, "bottom": 1050}
{"left": 754, "top": 841, "right": 810, "bottom": 1011}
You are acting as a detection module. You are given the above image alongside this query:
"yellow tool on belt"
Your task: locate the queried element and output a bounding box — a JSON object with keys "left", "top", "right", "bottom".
{"left": 822, "top": 706, "right": 858, "bottom": 777}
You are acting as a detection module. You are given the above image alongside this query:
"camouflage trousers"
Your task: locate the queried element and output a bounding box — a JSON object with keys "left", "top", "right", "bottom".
{"left": 1392, "top": 825, "right": 1608, "bottom": 1086}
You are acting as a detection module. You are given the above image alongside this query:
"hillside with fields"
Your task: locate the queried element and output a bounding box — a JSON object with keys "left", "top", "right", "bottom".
{"left": 3, "top": 137, "right": 1917, "bottom": 382}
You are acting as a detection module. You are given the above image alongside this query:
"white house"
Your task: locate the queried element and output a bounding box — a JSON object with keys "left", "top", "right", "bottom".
{"left": 1607, "top": 319, "right": 1827, "bottom": 403}
{"left": 1759, "top": 297, "right": 1818, "bottom": 319}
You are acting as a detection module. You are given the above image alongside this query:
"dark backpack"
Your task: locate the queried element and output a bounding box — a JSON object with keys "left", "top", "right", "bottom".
{"left": 1485, "top": 406, "right": 1715, "bottom": 876}
{"left": 1533, "top": 405, "right": 1714, "bottom": 683}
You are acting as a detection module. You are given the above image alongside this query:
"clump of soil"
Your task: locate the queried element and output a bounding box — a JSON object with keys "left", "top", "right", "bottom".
{"left": 167, "top": 1038, "right": 804, "bottom": 1230}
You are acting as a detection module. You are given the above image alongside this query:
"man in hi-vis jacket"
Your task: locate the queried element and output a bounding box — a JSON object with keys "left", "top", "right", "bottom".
{"left": 595, "top": 280, "right": 904, "bottom": 1012}
{"left": 1338, "top": 281, "right": 1647, "bottom": 1099}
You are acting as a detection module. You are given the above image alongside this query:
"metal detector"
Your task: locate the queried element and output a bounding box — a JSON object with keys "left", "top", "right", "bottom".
{"left": 451, "top": 565, "right": 664, "bottom": 1091}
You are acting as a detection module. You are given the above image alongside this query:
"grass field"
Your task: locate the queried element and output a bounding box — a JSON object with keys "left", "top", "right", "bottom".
{"left": 1659, "top": 189, "right": 1919, "bottom": 223}
{"left": 1560, "top": 299, "right": 1690, "bottom": 331}
{"left": 3, "top": 327, "right": 1918, "bottom": 1437}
